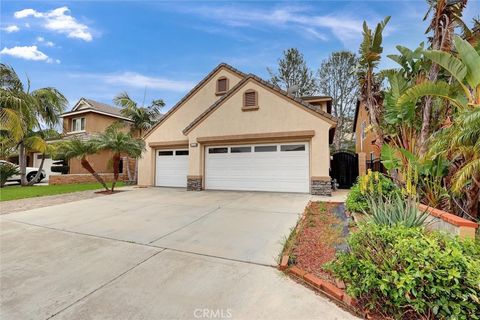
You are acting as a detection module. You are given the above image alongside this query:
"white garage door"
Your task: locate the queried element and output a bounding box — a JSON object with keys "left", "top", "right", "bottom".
{"left": 205, "top": 142, "right": 309, "bottom": 193}
{"left": 155, "top": 149, "right": 189, "bottom": 187}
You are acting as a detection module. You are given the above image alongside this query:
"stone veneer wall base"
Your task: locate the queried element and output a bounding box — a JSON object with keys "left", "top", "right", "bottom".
{"left": 311, "top": 177, "right": 332, "bottom": 196}
{"left": 187, "top": 176, "right": 203, "bottom": 191}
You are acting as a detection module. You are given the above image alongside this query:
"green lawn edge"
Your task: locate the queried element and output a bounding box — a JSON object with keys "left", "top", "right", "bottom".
{"left": 0, "top": 182, "right": 126, "bottom": 202}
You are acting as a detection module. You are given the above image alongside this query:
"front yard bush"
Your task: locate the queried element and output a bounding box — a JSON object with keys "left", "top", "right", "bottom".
{"left": 327, "top": 224, "right": 480, "bottom": 319}
{"left": 345, "top": 170, "right": 398, "bottom": 213}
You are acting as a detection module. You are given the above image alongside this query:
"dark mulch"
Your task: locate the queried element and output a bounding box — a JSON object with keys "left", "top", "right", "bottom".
{"left": 94, "top": 190, "right": 127, "bottom": 195}
{"left": 289, "top": 202, "right": 350, "bottom": 284}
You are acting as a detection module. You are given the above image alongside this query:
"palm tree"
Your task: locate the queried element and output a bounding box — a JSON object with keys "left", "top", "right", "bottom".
{"left": 419, "top": 0, "right": 468, "bottom": 155}
{"left": 0, "top": 63, "right": 67, "bottom": 185}
{"left": 429, "top": 108, "right": 480, "bottom": 218}
{"left": 399, "top": 35, "right": 479, "bottom": 218}
{"left": 59, "top": 138, "right": 110, "bottom": 191}
{"left": 357, "top": 17, "right": 390, "bottom": 150}
{"left": 113, "top": 91, "right": 163, "bottom": 181}
{"left": 93, "top": 124, "right": 145, "bottom": 191}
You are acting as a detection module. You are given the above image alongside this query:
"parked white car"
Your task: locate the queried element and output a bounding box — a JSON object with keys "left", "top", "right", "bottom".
{"left": 0, "top": 160, "right": 46, "bottom": 183}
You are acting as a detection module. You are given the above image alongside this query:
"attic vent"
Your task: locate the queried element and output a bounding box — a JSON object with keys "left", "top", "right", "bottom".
{"left": 216, "top": 77, "right": 228, "bottom": 94}
{"left": 243, "top": 90, "right": 258, "bottom": 109}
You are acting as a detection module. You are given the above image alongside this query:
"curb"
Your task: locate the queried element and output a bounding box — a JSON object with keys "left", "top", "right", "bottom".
{"left": 279, "top": 262, "right": 358, "bottom": 311}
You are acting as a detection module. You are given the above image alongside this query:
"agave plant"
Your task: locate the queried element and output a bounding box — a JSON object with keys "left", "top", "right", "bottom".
{"left": 0, "top": 161, "right": 19, "bottom": 188}
{"left": 364, "top": 193, "right": 429, "bottom": 228}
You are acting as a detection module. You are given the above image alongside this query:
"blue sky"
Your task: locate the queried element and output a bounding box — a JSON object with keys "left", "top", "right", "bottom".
{"left": 1, "top": 1, "right": 478, "bottom": 112}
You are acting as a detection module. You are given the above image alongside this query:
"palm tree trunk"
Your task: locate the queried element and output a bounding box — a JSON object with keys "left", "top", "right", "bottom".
{"left": 111, "top": 152, "right": 120, "bottom": 192}
{"left": 80, "top": 157, "right": 110, "bottom": 191}
{"left": 18, "top": 141, "right": 28, "bottom": 186}
{"left": 133, "top": 158, "right": 138, "bottom": 183}
{"left": 26, "top": 153, "right": 45, "bottom": 186}
{"left": 465, "top": 176, "right": 479, "bottom": 219}
{"left": 124, "top": 156, "right": 132, "bottom": 181}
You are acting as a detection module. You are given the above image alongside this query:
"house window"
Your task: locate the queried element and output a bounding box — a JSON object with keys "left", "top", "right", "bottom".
{"left": 243, "top": 90, "right": 258, "bottom": 109}
{"left": 216, "top": 77, "right": 228, "bottom": 94}
{"left": 231, "top": 146, "right": 251, "bottom": 153}
{"left": 280, "top": 144, "right": 305, "bottom": 152}
{"left": 254, "top": 145, "right": 277, "bottom": 152}
{"left": 175, "top": 150, "right": 189, "bottom": 156}
{"left": 158, "top": 151, "right": 173, "bottom": 156}
{"left": 209, "top": 147, "right": 228, "bottom": 154}
{"left": 72, "top": 117, "right": 85, "bottom": 132}
{"left": 361, "top": 121, "right": 366, "bottom": 140}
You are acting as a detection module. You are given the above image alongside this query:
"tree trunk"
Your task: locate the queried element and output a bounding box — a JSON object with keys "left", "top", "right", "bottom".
{"left": 18, "top": 141, "right": 28, "bottom": 186}
{"left": 26, "top": 153, "right": 45, "bottom": 186}
{"left": 133, "top": 158, "right": 138, "bottom": 183}
{"left": 465, "top": 182, "right": 479, "bottom": 220}
{"left": 111, "top": 152, "right": 120, "bottom": 192}
{"left": 125, "top": 156, "right": 132, "bottom": 181}
{"left": 80, "top": 157, "right": 110, "bottom": 191}
{"left": 419, "top": 64, "right": 440, "bottom": 156}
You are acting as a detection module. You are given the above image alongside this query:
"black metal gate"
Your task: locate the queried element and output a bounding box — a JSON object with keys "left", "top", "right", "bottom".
{"left": 331, "top": 151, "right": 358, "bottom": 189}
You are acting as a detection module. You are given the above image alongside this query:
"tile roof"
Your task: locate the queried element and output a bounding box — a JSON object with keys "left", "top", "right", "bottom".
{"left": 83, "top": 99, "right": 124, "bottom": 117}
{"left": 143, "top": 63, "right": 247, "bottom": 138}
{"left": 183, "top": 74, "right": 337, "bottom": 134}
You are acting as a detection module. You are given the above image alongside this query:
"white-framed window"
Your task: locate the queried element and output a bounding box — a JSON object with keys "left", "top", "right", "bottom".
{"left": 361, "top": 121, "right": 366, "bottom": 140}
{"left": 72, "top": 117, "right": 85, "bottom": 132}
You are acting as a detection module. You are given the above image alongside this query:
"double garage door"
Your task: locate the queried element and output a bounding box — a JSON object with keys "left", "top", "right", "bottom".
{"left": 155, "top": 142, "right": 309, "bottom": 193}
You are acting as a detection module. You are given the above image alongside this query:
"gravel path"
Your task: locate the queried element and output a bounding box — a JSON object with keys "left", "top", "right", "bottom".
{"left": 1, "top": 190, "right": 106, "bottom": 215}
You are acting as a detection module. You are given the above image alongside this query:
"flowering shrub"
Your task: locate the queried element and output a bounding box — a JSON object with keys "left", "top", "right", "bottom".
{"left": 345, "top": 170, "right": 398, "bottom": 213}
{"left": 327, "top": 224, "right": 480, "bottom": 319}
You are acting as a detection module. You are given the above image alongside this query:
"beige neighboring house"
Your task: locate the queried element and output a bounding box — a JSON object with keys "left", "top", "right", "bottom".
{"left": 59, "top": 98, "right": 134, "bottom": 175}
{"left": 139, "top": 63, "right": 336, "bottom": 195}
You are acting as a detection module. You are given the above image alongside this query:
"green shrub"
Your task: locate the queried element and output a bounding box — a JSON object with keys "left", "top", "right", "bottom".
{"left": 327, "top": 224, "right": 480, "bottom": 319}
{"left": 345, "top": 170, "right": 398, "bottom": 213}
{"left": 366, "top": 193, "right": 429, "bottom": 228}
{"left": 0, "top": 162, "right": 19, "bottom": 187}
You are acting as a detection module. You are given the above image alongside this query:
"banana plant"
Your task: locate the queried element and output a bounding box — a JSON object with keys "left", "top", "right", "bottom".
{"left": 398, "top": 35, "right": 480, "bottom": 108}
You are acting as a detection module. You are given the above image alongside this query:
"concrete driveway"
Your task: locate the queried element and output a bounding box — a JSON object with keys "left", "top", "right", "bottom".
{"left": 1, "top": 188, "right": 357, "bottom": 320}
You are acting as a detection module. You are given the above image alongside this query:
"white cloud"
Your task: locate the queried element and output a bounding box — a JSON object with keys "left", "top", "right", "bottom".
{"left": 36, "top": 36, "right": 55, "bottom": 47}
{"left": 178, "top": 5, "right": 368, "bottom": 45}
{"left": 2, "top": 25, "right": 20, "bottom": 33}
{"left": 70, "top": 72, "right": 196, "bottom": 92}
{"left": 0, "top": 45, "right": 49, "bottom": 61}
{"left": 14, "top": 6, "right": 93, "bottom": 41}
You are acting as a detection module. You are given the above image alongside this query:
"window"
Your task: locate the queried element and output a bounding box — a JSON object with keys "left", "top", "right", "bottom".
{"left": 254, "top": 145, "right": 277, "bottom": 152}
{"left": 281, "top": 144, "right": 305, "bottom": 152}
{"left": 361, "top": 121, "right": 366, "bottom": 140}
{"left": 158, "top": 151, "right": 173, "bottom": 156}
{"left": 175, "top": 150, "right": 189, "bottom": 156}
{"left": 72, "top": 117, "right": 85, "bottom": 132}
{"left": 243, "top": 90, "right": 258, "bottom": 108}
{"left": 209, "top": 147, "right": 228, "bottom": 154}
{"left": 231, "top": 146, "right": 251, "bottom": 153}
{"left": 216, "top": 77, "right": 228, "bottom": 94}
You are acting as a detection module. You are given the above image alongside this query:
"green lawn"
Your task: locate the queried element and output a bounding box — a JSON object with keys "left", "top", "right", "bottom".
{"left": 0, "top": 182, "right": 126, "bottom": 202}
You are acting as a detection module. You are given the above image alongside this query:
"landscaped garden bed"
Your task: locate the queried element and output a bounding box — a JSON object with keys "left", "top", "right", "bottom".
{"left": 279, "top": 201, "right": 360, "bottom": 313}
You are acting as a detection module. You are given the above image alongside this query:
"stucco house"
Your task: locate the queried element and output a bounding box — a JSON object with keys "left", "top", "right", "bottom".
{"left": 352, "top": 99, "right": 383, "bottom": 175}
{"left": 139, "top": 63, "right": 336, "bottom": 195}
{"left": 57, "top": 98, "right": 135, "bottom": 176}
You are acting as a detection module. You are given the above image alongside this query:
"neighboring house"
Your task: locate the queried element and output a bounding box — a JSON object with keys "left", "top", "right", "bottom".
{"left": 352, "top": 99, "right": 382, "bottom": 175}
{"left": 59, "top": 98, "right": 134, "bottom": 175}
{"left": 139, "top": 63, "right": 337, "bottom": 195}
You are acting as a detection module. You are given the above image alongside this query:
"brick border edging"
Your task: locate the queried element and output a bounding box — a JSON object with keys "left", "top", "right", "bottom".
{"left": 279, "top": 256, "right": 358, "bottom": 312}
{"left": 418, "top": 203, "right": 478, "bottom": 228}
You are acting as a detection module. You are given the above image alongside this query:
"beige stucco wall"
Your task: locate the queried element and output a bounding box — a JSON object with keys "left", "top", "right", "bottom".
{"left": 186, "top": 80, "right": 333, "bottom": 178}
{"left": 355, "top": 102, "right": 380, "bottom": 159}
{"left": 138, "top": 67, "right": 244, "bottom": 186}
{"left": 62, "top": 112, "right": 131, "bottom": 134}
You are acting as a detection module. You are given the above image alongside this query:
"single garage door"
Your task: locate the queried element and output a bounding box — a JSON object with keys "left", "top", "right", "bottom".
{"left": 155, "top": 149, "right": 189, "bottom": 187}
{"left": 205, "top": 142, "right": 309, "bottom": 193}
